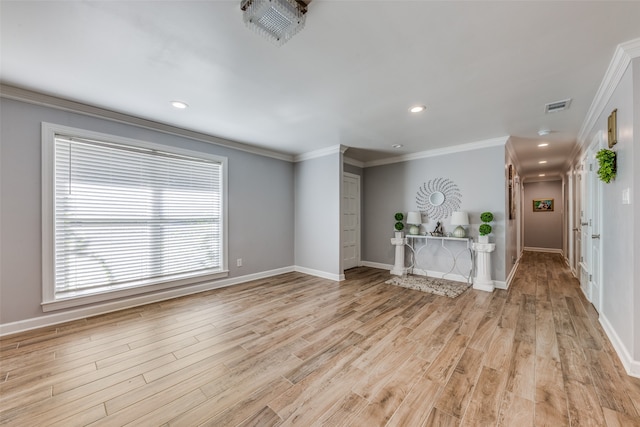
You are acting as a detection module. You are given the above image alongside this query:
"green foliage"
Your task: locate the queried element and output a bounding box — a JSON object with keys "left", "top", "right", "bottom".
{"left": 479, "top": 223, "right": 492, "bottom": 236}
{"left": 480, "top": 212, "right": 494, "bottom": 223}
{"left": 394, "top": 221, "right": 405, "bottom": 231}
{"left": 394, "top": 212, "right": 404, "bottom": 221}
{"left": 596, "top": 149, "right": 616, "bottom": 183}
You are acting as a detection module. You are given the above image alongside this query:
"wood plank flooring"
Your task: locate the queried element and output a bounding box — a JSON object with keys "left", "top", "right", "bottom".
{"left": 1, "top": 251, "right": 640, "bottom": 426}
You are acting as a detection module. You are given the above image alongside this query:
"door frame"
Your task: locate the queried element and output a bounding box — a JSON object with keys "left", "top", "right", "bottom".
{"left": 342, "top": 172, "right": 361, "bottom": 271}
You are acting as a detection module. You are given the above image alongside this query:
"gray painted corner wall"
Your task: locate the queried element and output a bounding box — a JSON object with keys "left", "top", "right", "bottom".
{"left": 362, "top": 145, "right": 507, "bottom": 281}
{"left": 294, "top": 153, "right": 341, "bottom": 276}
{"left": 634, "top": 58, "right": 640, "bottom": 360}
{"left": 523, "top": 181, "right": 563, "bottom": 250}
{"left": 582, "top": 60, "right": 637, "bottom": 363}
{"left": 504, "top": 144, "right": 520, "bottom": 279}
{"left": 0, "top": 98, "right": 295, "bottom": 324}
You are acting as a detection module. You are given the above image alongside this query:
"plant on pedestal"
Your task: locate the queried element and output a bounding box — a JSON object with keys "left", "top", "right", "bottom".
{"left": 478, "top": 211, "right": 493, "bottom": 243}
{"left": 394, "top": 212, "right": 405, "bottom": 237}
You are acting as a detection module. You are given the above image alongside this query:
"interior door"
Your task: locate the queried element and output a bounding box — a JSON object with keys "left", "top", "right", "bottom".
{"left": 588, "top": 139, "right": 603, "bottom": 312}
{"left": 342, "top": 172, "right": 360, "bottom": 270}
{"left": 579, "top": 156, "right": 590, "bottom": 298}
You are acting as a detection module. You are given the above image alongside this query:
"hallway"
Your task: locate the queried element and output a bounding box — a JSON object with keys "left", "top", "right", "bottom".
{"left": 1, "top": 252, "right": 640, "bottom": 426}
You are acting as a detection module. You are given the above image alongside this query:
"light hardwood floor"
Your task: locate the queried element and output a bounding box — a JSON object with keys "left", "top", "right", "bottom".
{"left": 1, "top": 251, "right": 640, "bottom": 426}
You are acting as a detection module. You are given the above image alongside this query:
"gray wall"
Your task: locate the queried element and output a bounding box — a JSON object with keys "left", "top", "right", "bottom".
{"left": 582, "top": 58, "right": 638, "bottom": 363}
{"left": 362, "top": 145, "right": 507, "bottom": 281}
{"left": 0, "top": 98, "right": 295, "bottom": 324}
{"left": 294, "top": 153, "right": 341, "bottom": 276}
{"left": 523, "top": 180, "right": 563, "bottom": 250}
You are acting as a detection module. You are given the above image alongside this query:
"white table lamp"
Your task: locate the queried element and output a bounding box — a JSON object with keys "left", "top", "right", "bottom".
{"left": 406, "top": 211, "right": 422, "bottom": 235}
{"left": 451, "top": 211, "right": 469, "bottom": 238}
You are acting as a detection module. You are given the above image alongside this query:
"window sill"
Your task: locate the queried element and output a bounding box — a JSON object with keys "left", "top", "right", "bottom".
{"left": 41, "top": 270, "right": 229, "bottom": 312}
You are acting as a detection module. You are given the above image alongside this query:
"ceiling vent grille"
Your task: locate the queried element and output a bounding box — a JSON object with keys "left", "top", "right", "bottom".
{"left": 544, "top": 98, "right": 572, "bottom": 113}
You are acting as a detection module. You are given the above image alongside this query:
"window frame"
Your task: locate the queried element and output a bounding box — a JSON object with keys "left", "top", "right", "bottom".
{"left": 41, "top": 123, "right": 228, "bottom": 311}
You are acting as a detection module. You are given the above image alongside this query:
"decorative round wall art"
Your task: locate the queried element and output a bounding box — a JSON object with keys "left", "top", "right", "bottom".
{"left": 416, "top": 177, "right": 462, "bottom": 220}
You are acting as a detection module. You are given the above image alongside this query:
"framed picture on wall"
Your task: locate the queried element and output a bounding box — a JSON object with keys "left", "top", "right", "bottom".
{"left": 508, "top": 165, "right": 515, "bottom": 219}
{"left": 533, "top": 198, "right": 554, "bottom": 212}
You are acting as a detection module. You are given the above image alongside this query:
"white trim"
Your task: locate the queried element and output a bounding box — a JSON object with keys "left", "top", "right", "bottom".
{"left": 293, "top": 266, "right": 344, "bottom": 281}
{"left": 599, "top": 314, "right": 640, "bottom": 378}
{"left": 523, "top": 247, "right": 563, "bottom": 254}
{"left": 1, "top": 84, "right": 293, "bottom": 162}
{"left": 363, "top": 136, "right": 508, "bottom": 168}
{"left": 343, "top": 156, "right": 364, "bottom": 168}
{"left": 361, "top": 261, "right": 392, "bottom": 271}
{"left": 503, "top": 256, "right": 521, "bottom": 290}
{"left": 0, "top": 266, "right": 294, "bottom": 337}
{"left": 342, "top": 172, "right": 361, "bottom": 271}
{"left": 294, "top": 144, "right": 346, "bottom": 162}
{"left": 577, "top": 38, "right": 640, "bottom": 146}
{"left": 494, "top": 280, "right": 507, "bottom": 290}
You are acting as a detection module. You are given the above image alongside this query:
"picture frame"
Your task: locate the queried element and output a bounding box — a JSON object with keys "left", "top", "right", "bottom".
{"left": 608, "top": 109, "right": 617, "bottom": 148}
{"left": 508, "top": 165, "right": 515, "bottom": 219}
{"left": 533, "top": 198, "right": 554, "bottom": 212}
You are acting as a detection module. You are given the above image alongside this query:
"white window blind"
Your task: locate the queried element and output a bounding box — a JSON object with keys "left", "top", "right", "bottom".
{"left": 51, "top": 134, "right": 224, "bottom": 300}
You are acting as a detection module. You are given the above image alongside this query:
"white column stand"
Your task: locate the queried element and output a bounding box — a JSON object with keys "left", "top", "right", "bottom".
{"left": 472, "top": 242, "right": 496, "bottom": 292}
{"left": 390, "top": 232, "right": 407, "bottom": 276}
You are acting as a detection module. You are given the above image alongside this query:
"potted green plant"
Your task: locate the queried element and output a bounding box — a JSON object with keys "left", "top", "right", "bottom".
{"left": 478, "top": 211, "right": 493, "bottom": 243}
{"left": 596, "top": 148, "right": 616, "bottom": 183}
{"left": 394, "top": 212, "right": 405, "bottom": 237}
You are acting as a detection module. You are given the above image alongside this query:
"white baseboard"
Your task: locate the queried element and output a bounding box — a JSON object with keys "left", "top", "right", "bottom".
{"left": 524, "top": 247, "right": 563, "bottom": 254}
{"left": 494, "top": 280, "right": 507, "bottom": 290}
{"left": 503, "top": 257, "right": 522, "bottom": 290}
{"left": 293, "top": 266, "right": 344, "bottom": 282}
{"left": 0, "top": 266, "right": 294, "bottom": 337}
{"left": 599, "top": 314, "right": 640, "bottom": 378}
{"left": 360, "top": 261, "right": 392, "bottom": 270}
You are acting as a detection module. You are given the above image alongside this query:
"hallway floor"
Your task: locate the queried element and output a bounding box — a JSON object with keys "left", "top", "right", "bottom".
{"left": 1, "top": 251, "right": 639, "bottom": 426}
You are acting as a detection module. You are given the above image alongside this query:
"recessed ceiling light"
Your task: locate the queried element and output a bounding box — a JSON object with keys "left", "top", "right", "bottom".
{"left": 539, "top": 174, "right": 546, "bottom": 177}
{"left": 538, "top": 143, "right": 549, "bottom": 147}
{"left": 409, "top": 105, "right": 426, "bottom": 113}
{"left": 539, "top": 160, "right": 547, "bottom": 164}
{"left": 171, "top": 101, "right": 188, "bottom": 109}
{"left": 392, "top": 144, "right": 403, "bottom": 149}
{"left": 538, "top": 130, "right": 551, "bottom": 136}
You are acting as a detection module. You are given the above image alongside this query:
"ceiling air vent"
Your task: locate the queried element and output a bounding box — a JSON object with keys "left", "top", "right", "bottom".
{"left": 544, "top": 98, "right": 572, "bottom": 113}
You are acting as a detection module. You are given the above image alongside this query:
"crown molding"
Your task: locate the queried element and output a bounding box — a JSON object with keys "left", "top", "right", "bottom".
{"left": 577, "top": 37, "right": 640, "bottom": 147}
{"left": 0, "top": 84, "right": 294, "bottom": 163}
{"left": 363, "top": 136, "right": 508, "bottom": 168}
{"left": 293, "top": 144, "right": 346, "bottom": 162}
{"left": 343, "top": 156, "right": 364, "bottom": 168}
{"left": 505, "top": 138, "right": 523, "bottom": 173}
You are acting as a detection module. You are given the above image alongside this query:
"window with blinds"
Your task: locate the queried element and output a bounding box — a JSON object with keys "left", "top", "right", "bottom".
{"left": 42, "top": 124, "right": 227, "bottom": 306}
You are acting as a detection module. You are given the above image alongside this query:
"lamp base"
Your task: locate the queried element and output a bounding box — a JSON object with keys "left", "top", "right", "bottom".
{"left": 409, "top": 225, "right": 420, "bottom": 235}
{"left": 452, "top": 225, "right": 466, "bottom": 238}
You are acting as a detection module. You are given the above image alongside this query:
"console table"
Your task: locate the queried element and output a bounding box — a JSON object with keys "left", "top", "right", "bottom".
{"left": 405, "top": 235, "right": 474, "bottom": 284}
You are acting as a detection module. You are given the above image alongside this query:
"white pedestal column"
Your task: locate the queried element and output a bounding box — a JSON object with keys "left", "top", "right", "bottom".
{"left": 390, "top": 232, "right": 407, "bottom": 276}
{"left": 472, "top": 242, "right": 496, "bottom": 292}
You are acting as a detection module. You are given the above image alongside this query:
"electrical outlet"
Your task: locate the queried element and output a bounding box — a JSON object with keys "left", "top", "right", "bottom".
{"left": 237, "top": 258, "right": 243, "bottom": 267}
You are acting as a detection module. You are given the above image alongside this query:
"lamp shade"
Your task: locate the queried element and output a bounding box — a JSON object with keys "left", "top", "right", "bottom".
{"left": 450, "top": 211, "right": 469, "bottom": 226}
{"left": 406, "top": 211, "right": 422, "bottom": 225}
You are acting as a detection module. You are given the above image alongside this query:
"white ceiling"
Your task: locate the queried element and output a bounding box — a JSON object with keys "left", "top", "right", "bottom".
{"left": 2, "top": 1, "right": 640, "bottom": 181}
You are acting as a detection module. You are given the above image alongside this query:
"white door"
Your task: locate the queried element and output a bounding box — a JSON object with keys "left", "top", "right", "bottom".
{"left": 588, "top": 138, "right": 603, "bottom": 312}
{"left": 579, "top": 156, "right": 590, "bottom": 298}
{"left": 342, "top": 173, "right": 360, "bottom": 270}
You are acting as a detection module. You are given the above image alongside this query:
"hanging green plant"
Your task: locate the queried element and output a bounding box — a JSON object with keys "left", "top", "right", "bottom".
{"left": 595, "top": 149, "right": 616, "bottom": 183}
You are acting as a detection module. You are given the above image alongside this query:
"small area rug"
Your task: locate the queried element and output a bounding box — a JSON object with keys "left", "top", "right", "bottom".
{"left": 385, "top": 275, "right": 470, "bottom": 298}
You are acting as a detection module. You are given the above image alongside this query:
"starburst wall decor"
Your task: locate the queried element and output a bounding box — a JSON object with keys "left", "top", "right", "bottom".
{"left": 416, "top": 178, "right": 462, "bottom": 220}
